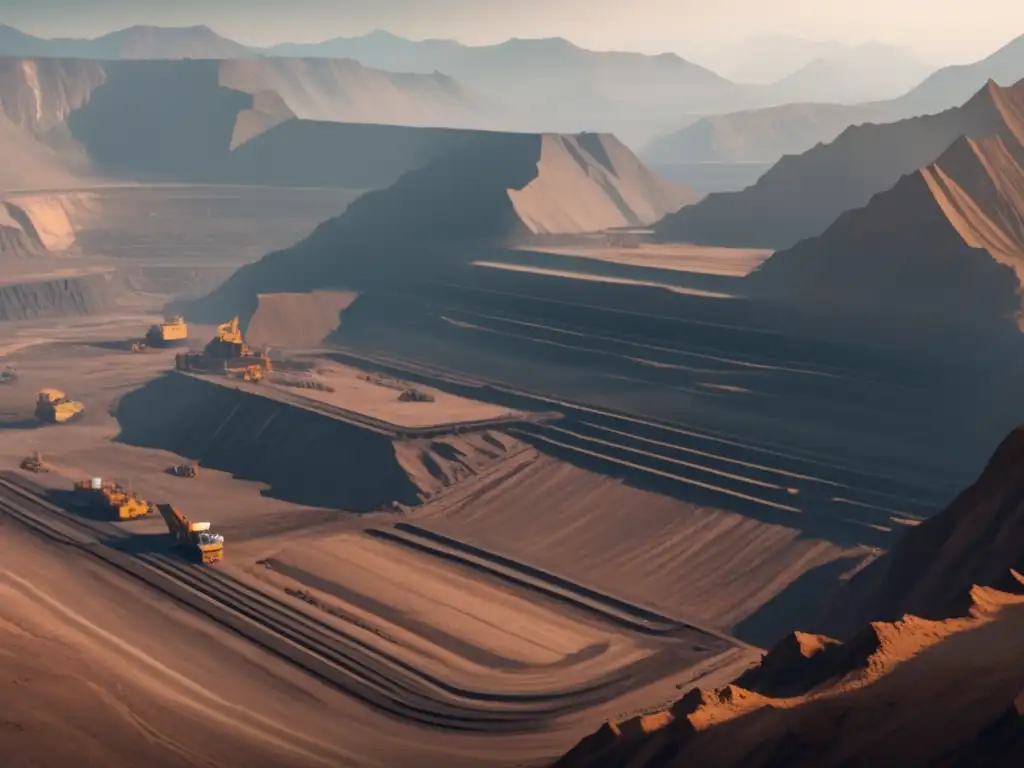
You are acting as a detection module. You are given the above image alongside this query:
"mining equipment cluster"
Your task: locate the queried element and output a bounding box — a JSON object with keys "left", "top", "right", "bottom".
{"left": 175, "top": 316, "right": 271, "bottom": 383}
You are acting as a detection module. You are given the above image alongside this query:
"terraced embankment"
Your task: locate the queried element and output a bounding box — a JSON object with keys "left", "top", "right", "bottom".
{"left": 113, "top": 371, "right": 531, "bottom": 511}
{"left": 0, "top": 269, "right": 120, "bottom": 321}
{"left": 0, "top": 472, "right": 739, "bottom": 733}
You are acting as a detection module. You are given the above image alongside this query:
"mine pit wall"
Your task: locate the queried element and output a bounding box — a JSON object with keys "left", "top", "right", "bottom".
{"left": 0, "top": 271, "right": 120, "bottom": 321}
{"left": 114, "top": 371, "right": 426, "bottom": 511}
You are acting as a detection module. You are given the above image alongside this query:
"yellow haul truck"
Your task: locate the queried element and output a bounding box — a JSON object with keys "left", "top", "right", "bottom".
{"left": 145, "top": 316, "right": 189, "bottom": 347}
{"left": 155, "top": 503, "right": 224, "bottom": 564}
{"left": 35, "top": 389, "right": 84, "bottom": 424}
{"left": 73, "top": 477, "right": 152, "bottom": 520}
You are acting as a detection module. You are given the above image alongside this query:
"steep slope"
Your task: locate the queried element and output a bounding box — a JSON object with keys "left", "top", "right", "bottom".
{"left": 744, "top": 82, "right": 1024, "bottom": 334}
{"left": 0, "top": 23, "right": 254, "bottom": 59}
{"left": 0, "top": 194, "right": 91, "bottom": 258}
{"left": 555, "top": 425, "right": 1024, "bottom": 768}
{"left": 819, "top": 425, "right": 1024, "bottom": 639}
{"left": 656, "top": 79, "right": 1023, "bottom": 250}
{"left": 184, "top": 132, "right": 697, "bottom": 317}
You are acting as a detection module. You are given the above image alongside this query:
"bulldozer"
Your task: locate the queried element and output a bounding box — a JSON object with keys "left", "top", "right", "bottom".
{"left": 35, "top": 389, "right": 84, "bottom": 424}
{"left": 175, "top": 316, "right": 271, "bottom": 379}
{"left": 19, "top": 451, "right": 48, "bottom": 473}
{"left": 154, "top": 503, "right": 224, "bottom": 564}
{"left": 144, "top": 316, "right": 188, "bottom": 347}
{"left": 168, "top": 462, "right": 198, "bottom": 478}
{"left": 73, "top": 477, "right": 152, "bottom": 520}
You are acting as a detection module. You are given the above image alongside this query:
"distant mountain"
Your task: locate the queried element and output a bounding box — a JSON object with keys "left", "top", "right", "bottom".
{"left": 265, "top": 32, "right": 744, "bottom": 144}
{"left": 655, "top": 79, "right": 1020, "bottom": 250}
{"left": 768, "top": 52, "right": 931, "bottom": 104}
{"left": 891, "top": 33, "right": 1024, "bottom": 115}
{"left": 744, "top": 79, "right": 1024, "bottom": 335}
{"left": 647, "top": 34, "right": 1022, "bottom": 167}
{"left": 720, "top": 35, "right": 932, "bottom": 89}
{"left": 0, "top": 23, "right": 254, "bottom": 59}
{"left": 643, "top": 102, "right": 886, "bottom": 164}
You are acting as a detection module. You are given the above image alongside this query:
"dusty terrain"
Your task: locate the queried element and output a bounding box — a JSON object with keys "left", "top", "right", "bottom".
{"left": 0, "top": 319, "right": 758, "bottom": 765}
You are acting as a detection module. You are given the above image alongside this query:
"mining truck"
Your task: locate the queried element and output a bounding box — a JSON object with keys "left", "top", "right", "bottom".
{"left": 145, "top": 316, "right": 188, "bottom": 347}
{"left": 155, "top": 503, "right": 224, "bottom": 564}
{"left": 35, "top": 389, "right": 84, "bottom": 424}
{"left": 73, "top": 477, "right": 152, "bottom": 520}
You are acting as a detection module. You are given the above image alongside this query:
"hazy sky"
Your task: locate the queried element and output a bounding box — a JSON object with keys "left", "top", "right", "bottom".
{"left": 1, "top": 0, "right": 1020, "bottom": 65}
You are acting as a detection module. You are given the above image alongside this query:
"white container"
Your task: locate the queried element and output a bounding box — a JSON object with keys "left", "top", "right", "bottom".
{"left": 90, "top": 477, "right": 102, "bottom": 490}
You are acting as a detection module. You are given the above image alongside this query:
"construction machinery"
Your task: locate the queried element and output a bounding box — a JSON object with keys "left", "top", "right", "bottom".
{"left": 72, "top": 477, "right": 152, "bottom": 520}
{"left": 398, "top": 387, "right": 435, "bottom": 403}
{"left": 168, "top": 462, "right": 198, "bottom": 478}
{"left": 175, "top": 316, "right": 271, "bottom": 378}
{"left": 155, "top": 503, "right": 224, "bottom": 564}
{"left": 35, "top": 389, "right": 85, "bottom": 424}
{"left": 19, "top": 451, "right": 48, "bottom": 473}
{"left": 144, "top": 315, "right": 188, "bottom": 347}
{"left": 0, "top": 366, "right": 17, "bottom": 384}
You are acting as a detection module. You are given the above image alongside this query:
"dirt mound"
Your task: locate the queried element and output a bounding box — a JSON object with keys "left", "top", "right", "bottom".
{"left": 508, "top": 134, "right": 698, "bottom": 235}
{"left": 656, "top": 79, "right": 1022, "bottom": 250}
{"left": 113, "top": 372, "right": 522, "bottom": 511}
{"left": 734, "top": 631, "right": 842, "bottom": 697}
{"left": 0, "top": 269, "right": 119, "bottom": 320}
{"left": 183, "top": 132, "right": 696, "bottom": 320}
{"left": 557, "top": 587, "right": 1024, "bottom": 768}
{"left": 743, "top": 81, "right": 1024, "bottom": 335}
{"left": 819, "top": 426, "right": 1024, "bottom": 638}
{"left": 244, "top": 290, "right": 358, "bottom": 349}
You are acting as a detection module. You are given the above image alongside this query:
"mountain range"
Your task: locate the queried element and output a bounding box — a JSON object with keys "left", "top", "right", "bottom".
{"left": 0, "top": 23, "right": 969, "bottom": 149}
{"left": 744, "top": 79, "right": 1024, "bottom": 337}
{"left": 644, "top": 33, "right": 1024, "bottom": 167}
{"left": 656, "top": 79, "right": 1024, "bottom": 251}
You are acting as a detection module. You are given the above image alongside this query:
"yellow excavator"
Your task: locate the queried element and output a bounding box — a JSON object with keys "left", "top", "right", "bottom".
{"left": 35, "top": 389, "right": 84, "bottom": 424}
{"left": 73, "top": 477, "right": 152, "bottom": 520}
{"left": 154, "top": 503, "right": 224, "bottom": 564}
{"left": 175, "top": 316, "right": 271, "bottom": 379}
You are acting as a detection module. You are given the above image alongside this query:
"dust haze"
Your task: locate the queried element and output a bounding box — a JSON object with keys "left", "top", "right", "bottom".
{"left": 1, "top": 6, "right": 1024, "bottom": 768}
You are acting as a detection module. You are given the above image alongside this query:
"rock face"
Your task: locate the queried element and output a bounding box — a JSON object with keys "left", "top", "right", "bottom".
{"left": 819, "top": 425, "right": 1024, "bottom": 639}
{"left": 553, "top": 426, "right": 1024, "bottom": 768}
{"left": 656, "top": 79, "right": 1024, "bottom": 250}
{"left": 743, "top": 80, "right": 1024, "bottom": 335}
{"left": 0, "top": 271, "right": 119, "bottom": 320}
